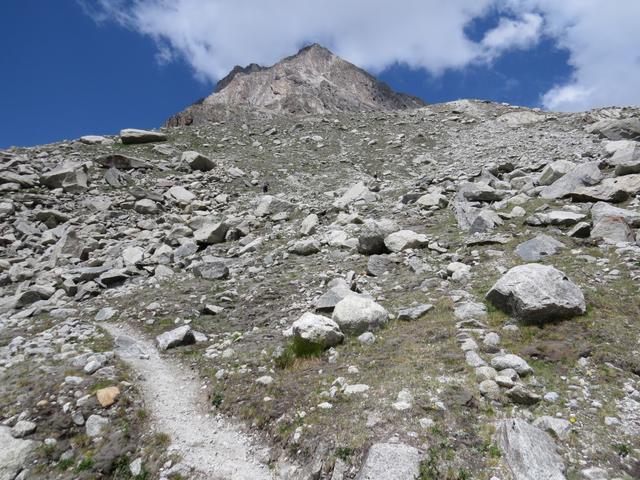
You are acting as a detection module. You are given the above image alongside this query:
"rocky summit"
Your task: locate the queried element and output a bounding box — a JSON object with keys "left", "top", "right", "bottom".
{"left": 166, "top": 44, "right": 424, "bottom": 126}
{"left": 1, "top": 45, "right": 640, "bottom": 480}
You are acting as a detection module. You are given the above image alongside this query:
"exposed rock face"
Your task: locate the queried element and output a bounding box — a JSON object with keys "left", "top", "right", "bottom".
{"left": 355, "top": 442, "right": 421, "bottom": 480}
{"left": 0, "top": 426, "right": 36, "bottom": 480}
{"left": 166, "top": 44, "right": 424, "bottom": 126}
{"left": 486, "top": 264, "right": 586, "bottom": 323}
{"left": 496, "top": 419, "right": 566, "bottom": 480}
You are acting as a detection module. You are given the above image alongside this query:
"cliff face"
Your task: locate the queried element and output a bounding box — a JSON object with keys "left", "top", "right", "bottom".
{"left": 166, "top": 44, "right": 425, "bottom": 126}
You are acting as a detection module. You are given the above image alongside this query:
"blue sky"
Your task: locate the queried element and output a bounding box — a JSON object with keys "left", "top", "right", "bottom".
{"left": 2, "top": 1, "right": 638, "bottom": 147}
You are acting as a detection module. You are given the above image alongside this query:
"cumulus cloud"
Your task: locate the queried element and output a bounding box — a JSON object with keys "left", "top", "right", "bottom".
{"left": 507, "top": 0, "right": 640, "bottom": 111}
{"left": 80, "top": 0, "right": 520, "bottom": 79}
{"left": 81, "top": 0, "right": 640, "bottom": 111}
{"left": 480, "top": 13, "right": 543, "bottom": 60}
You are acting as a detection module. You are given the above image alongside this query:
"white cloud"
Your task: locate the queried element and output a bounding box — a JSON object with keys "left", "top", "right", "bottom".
{"left": 507, "top": 0, "right": 640, "bottom": 111}
{"left": 82, "top": 0, "right": 640, "bottom": 111}
{"left": 81, "top": 0, "right": 512, "bottom": 80}
{"left": 480, "top": 13, "right": 543, "bottom": 60}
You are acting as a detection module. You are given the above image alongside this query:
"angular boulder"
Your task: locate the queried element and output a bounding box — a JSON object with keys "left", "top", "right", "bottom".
{"left": 358, "top": 218, "right": 398, "bottom": 255}
{"left": 315, "top": 278, "right": 355, "bottom": 311}
{"left": 95, "top": 154, "right": 152, "bottom": 169}
{"left": 194, "top": 222, "right": 228, "bottom": 245}
{"left": 255, "top": 195, "right": 295, "bottom": 217}
{"left": 155, "top": 325, "right": 196, "bottom": 351}
{"left": 585, "top": 117, "right": 640, "bottom": 141}
{"left": 332, "top": 296, "right": 389, "bottom": 335}
{"left": 590, "top": 216, "right": 635, "bottom": 243}
{"left": 182, "top": 151, "right": 215, "bottom": 172}
{"left": 539, "top": 162, "right": 602, "bottom": 200}
{"left": 608, "top": 143, "right": 640, "bottom": 176}
{"left": 384, "top": 230, "right": 429, "bottom": 252}
{"left": 569, "top": 174, "right": 640, "bottom": 203}
{"left": 459, "top": 182, "right": 507, "bottom": 202}
{"left": 165, "top": 185, "right": 196, "bottom": 204}
{"left": 486, "top": 264, "right": 586, "bottom": 323}
{"left": 193, "top": 261, "right": 229, "bottom": 280}
{"left": 538, "top": 160, "right": 575, "bottom": 186}
{"left": 333, "top": 182, "right": 377, "bottom": 210}
{"left": 591, "top": 201, "right": 640, "bottom": 227}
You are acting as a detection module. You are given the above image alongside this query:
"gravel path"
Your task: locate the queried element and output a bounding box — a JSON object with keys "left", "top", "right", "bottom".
{"left": 103, "top": 323, "right": 285, "bottom": 480}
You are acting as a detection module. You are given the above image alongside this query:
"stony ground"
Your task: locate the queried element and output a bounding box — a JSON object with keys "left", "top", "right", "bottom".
{"left": 2, "top": 100, "right": 640, "bottom": 479}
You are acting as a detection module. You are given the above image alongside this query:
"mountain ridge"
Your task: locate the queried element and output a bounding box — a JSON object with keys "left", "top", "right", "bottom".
{"left": 166, "top": 43, "right": 425, "bottom": 126}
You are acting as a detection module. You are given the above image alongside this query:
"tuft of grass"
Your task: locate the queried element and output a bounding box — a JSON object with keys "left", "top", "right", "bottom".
{"left": 614, "top": 443, "right": 631, "bottom": 457}
{"left": 57, "top": 458, "right": 74, "bottom": 471}
{"left": 335, "top": 446, "right": 354, "bottom": 461}
{"left": 211, "top": 391, "right": 224, "bottom": 407}
{"left": 75, "top": 456, "right": 94, "bottom": 473}
{"left": 274, "top": 338, "right": 325, "bottom": 369}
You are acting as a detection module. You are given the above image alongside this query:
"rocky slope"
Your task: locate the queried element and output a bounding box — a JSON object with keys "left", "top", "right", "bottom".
{"left": 1, "top": 101, "right": 640, "bottom": 479}
{"left": 166, "top": 44, "right": 425, "bottom": 126}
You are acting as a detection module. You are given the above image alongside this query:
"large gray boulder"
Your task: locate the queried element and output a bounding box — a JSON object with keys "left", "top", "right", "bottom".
{"left": 585, "top": 117, "right": 640, "bottom": 141}
{"left": 291, "top": 312, "right": 344, "bottom": 349}
{"left": 590, "top": 216, "right": 635, "bottom": 243}
{"left": 194, "top": 222, "right": 228, "bottom": 245}
{"left": 591, "top": 201, "right": 640, "bottom": 227}
{"left": 539, "top": 162, "right": 602, "bottom": 200}
{"left": 496, "top": 419, "right": 566, "bottom": 480}
{"left": 95, "top": 154, "right": 152, "bottom": 169}
{"left": 333, "top": 182, "right": 377, "bottom": 210}
{"left": 156, "top": 325, "right": 196, "bottom": 351}
{"left": 182, "top": 151, "right": 215, "bottom": 172}
{"left": 459, "top": 181, "right": 507, "bottom": 202}
{"left": 384, "top": 230, "right": 429, "bottom": 252}
{"left": 569, "top": 174, "right": 640, "bottom": 203}
{"left": 193, "top": 261, "right": 230, "bottom": 280}
{"left": 315, "top": 278, "right": 355, "bottom": 311}
{"left": 515, "top": 234, "right": 565, "bottom": 262}
{"left": 332, "top": 296, "right": 389, "bottom": 335}
{"left": 608, "top": 143, "right": 640, "bottom": 176}
{"left": 166, "top": 185, "right": 196, "bottom": 204}
{"left": 358, "top": 218, "right": 398, "bottom": 255}
{"left": 486, "top": 264, "right": 586, "bottom": 323}
{"left": 0, "top": 426, "right": 36, "bottom": 480}
{"left": 255, "top": 195, "right": 295, "bottom": 217}
{"left": 538, "top": 160, "right": 575, "bottom": 186}
{"left": 120, "top": 128, "right": 167, "bottom": 144}
{"left": 355, "top": 443, "right": 421, "bottom": 480}
{"left": 40, "top": 163, "right": 88, "bottom": 192}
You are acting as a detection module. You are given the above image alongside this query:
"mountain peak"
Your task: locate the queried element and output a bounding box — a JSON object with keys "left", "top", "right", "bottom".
{"left": 167, "top": 44, "right": 425, "bottom": 126}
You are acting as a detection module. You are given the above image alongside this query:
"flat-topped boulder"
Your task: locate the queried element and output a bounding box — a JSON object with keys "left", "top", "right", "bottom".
{"left": 120, "top": 128, "right": 167, "bottom": 144}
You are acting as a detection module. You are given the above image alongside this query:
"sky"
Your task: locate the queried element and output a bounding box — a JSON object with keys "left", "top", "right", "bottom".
{"left": 2, "top": 0, "right": 639, "bottom": 147}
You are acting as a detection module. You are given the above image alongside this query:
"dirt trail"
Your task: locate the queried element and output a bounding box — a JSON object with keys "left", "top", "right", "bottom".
{"left": 103, "top": 323, "right": 291, "bottom": 480}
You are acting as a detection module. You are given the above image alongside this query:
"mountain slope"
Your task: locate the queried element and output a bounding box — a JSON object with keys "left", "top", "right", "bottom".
{"left": 166, "top": 44, "right": 425, "bottom": 126}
